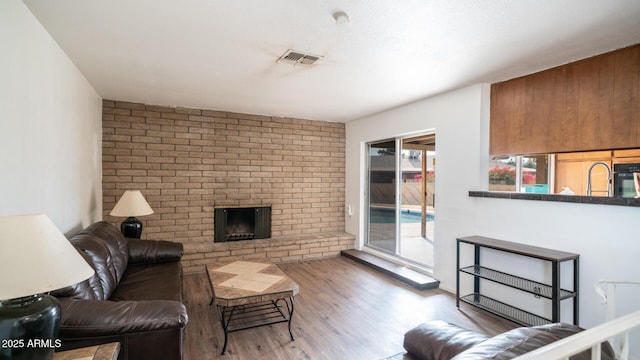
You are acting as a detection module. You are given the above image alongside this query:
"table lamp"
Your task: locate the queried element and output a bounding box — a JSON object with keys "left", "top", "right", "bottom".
{"left": 109, "top": 190, "right": 154, "bottom": 239}
{"left": 0, "top": 214, "right": 95, "bottom": 360}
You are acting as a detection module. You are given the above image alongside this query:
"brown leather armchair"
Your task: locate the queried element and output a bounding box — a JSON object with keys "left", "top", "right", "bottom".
{"left": 52, "top": 222, "right": 188, "bottom": 360}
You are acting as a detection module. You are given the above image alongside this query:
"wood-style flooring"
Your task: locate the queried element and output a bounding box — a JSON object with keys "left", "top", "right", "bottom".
{"left": 183, "top": 256, "right": 517, "bottom": 360}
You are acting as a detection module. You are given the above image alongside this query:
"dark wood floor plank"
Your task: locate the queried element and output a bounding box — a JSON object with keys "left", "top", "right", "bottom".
{"left": 183, "top": 256, "right": 516, "bottom": 360}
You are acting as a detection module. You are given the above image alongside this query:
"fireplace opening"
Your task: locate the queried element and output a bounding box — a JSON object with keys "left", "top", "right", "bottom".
{"left": 214, "top": 206, "right": 271, "bottom": 242}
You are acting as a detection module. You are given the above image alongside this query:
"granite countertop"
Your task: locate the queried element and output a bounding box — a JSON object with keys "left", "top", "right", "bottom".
{"left": 469, "top": 191, "right": 640, "bottom": 207}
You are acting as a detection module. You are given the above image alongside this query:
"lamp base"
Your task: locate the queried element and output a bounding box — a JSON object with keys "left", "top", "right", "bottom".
{"left": 120, "top": 216, "right": 143, "bottom": 239}
{"left": 0, "top": 294, "right": 61, "bottom": 360}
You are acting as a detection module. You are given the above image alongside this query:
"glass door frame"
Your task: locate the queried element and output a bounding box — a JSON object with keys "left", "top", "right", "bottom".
{"left": 364, "top": 138, "right": 401, "bottom": 255}
{"left": 364, "top": 130, "right": 435, "bottom": 269}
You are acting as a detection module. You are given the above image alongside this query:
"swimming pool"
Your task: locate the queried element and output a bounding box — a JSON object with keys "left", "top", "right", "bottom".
{"left": 369, "top": 207, "right": 434, "bottom": 223}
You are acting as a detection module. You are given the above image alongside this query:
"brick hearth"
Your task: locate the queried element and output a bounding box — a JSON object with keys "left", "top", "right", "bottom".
{"left": 183, "top": 233, "right": 354, "bottom": 273}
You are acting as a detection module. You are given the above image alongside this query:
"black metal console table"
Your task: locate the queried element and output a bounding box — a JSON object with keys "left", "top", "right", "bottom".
{"left": 456, "top": 235, "right": 579, "bottom": 326}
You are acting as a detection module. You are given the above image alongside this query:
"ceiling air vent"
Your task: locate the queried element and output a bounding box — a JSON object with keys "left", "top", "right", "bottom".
{"left": 277, "top": 50, "right": 323, "bottom": 66}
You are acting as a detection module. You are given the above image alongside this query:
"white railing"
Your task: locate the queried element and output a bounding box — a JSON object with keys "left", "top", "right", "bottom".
{"left": 513, "top": 280, "right": 640, "bottom": 360}
{"left": 595, "top": 280, "right": 640, "bottom": 359}
{"left": 513, "top": 309, "right": 640, "bottom": 360}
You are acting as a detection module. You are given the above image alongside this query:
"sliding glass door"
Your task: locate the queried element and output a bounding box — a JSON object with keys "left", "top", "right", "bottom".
{"left": 399, "top": 136, "right": 435, "bottom": 266}
{"left": 366, "top": 140, "right": 397, "bottom": 253}
{"left": 365, "top": 134, "right": 435, "bottom": 269}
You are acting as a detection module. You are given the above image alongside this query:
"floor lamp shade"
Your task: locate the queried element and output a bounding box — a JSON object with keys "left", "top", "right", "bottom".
{"left": 109, "top": 190, "right": 154, "bottom": 239}
{"left": 0, "top": 214, "right": 95, "bottom": 359}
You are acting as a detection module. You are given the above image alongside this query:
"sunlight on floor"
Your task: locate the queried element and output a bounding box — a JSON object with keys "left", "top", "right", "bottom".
{"left": 400, "top": 221, "right": 434, "bottom": 268}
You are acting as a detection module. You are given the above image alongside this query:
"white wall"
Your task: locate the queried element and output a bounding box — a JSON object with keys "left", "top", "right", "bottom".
{"left": 0, "top": 0, "right": 102, "bottom": 235}
{"left": 345, "top": 84, "right": 640, "bottom": 333}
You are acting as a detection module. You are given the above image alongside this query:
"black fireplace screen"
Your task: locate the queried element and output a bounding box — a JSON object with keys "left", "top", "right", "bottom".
{"left": 214, "top": 206, "right": 271, "bottom": 242}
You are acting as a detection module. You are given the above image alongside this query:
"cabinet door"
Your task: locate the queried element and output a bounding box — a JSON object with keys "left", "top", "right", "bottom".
{"left": 555, "top": 161, "right": 584, "bottom": 194}
{"left": 611, "top": 46, "right": 640, "bottom": 149}
{"left": 613, "top": 149, "right": 640, "bottom": 158}
{"left": 491, "top": 78, "right": 526, "bottom": 155}
{"left": 527, "top": 67, "right": 572, "bottom": 154}
{"left": 571, "top": 56, "right": 601, "bottom": 151}
{"left": 555, "top": 158, "right": 611, "bottom": 195}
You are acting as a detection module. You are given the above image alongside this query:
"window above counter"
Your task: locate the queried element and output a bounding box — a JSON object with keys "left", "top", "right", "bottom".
{"left": 482, "top": 149, "right": 640, "bottom": 207}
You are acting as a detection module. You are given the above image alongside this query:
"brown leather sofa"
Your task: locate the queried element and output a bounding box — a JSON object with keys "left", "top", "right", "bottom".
{"left": 395, "top": 320, "right": 614, "bottom": 360}
{"left": 52, "top": 221, "right": 188, "bottom": 360}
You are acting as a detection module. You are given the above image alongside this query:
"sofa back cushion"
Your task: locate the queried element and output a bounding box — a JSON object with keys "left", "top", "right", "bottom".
{"left": 51, "top": 222, "right": 129, "bottom": 301}
{"left": 452, "top": 323, "right": 615, "bottom": 360}
{"left": 50, "top": 247, "right": 105, "bottom": 300}
{"left": 78, "top": 221, "right": 129, "bottom": 281}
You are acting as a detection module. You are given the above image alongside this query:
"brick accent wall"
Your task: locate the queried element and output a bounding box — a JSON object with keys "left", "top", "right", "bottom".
{"left": 102, "top": 100, "right": 354, "bottom": 273}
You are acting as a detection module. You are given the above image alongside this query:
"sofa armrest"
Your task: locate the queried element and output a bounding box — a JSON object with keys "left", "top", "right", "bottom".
{"left": 127, "top": 239, "right": 184, "bottom": 264}
{"left": 403, "top": 321, "right": 490, "bottom": 360}
{"left": 58, "top": 298, "right": 188, "bottom": 339}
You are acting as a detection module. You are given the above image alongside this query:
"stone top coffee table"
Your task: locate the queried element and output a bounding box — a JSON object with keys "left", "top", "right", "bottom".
{"left": 206, "top": 260, "right": 299, "bottom": 355}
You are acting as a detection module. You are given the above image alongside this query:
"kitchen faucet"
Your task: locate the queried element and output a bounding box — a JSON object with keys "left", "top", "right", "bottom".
{"left": 586, "top": 161, "right": 612, "bottom": 197}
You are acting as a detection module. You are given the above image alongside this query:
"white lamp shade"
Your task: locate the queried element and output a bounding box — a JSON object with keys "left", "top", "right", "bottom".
{"left": 109, "top": 190, "right": 154, "bottom": 217}
{"left": 0, "top": 214, "right": 95, "bottom": 300}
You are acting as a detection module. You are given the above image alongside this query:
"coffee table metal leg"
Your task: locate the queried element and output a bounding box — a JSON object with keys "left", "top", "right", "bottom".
{"left": 287, "top": 297, "right": 295, "bottom": 340}
{"left": 272, "top": 297, "right": 295, "bottom": 341}
{"left": 218, "top": 305, "right": 235, "bottom": 355}
{"left": 215, "top": 298, "right": 296, "bottom": 355}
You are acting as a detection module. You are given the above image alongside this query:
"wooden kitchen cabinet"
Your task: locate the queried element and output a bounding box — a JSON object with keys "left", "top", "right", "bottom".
{"left": 555, "top": 159, "right": 611, "bottom": 196}
{"left": 613, "top": 150, "right": 640, "bottom": 165}
{"left": 554, "top": 151, "right": 612, "bottom": 195}
{"left": 490, "top": 44, "right": 640, "bottom": 156}
{"left": 490, "top": 78, "right": 526, "bottom": 156}
{"left": 555, "top": 160, "right": 584, "bottom": 194}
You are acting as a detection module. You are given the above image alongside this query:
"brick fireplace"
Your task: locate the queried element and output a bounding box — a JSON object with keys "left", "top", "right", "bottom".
{"left": 214, "top": 206, "right": 271, "bottom": 242}
{"left": 102, "top": 100, "right": 354, "bottom": 273}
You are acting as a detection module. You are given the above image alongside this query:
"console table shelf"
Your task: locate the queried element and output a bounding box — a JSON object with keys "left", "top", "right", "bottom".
{"left": 459, "top": 265, "right": 575, "bottom": 300}
{"left": 459, "top": 293, "right": 550, "bottom": 327}
{"left": 457, "top": 236, "right": 580, "bottom": 327}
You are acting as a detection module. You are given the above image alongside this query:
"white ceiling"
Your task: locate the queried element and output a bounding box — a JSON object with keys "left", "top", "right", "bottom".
{"left": 24, "top": 0, "right": 640, "bottom": 122}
